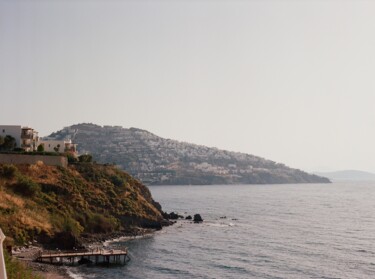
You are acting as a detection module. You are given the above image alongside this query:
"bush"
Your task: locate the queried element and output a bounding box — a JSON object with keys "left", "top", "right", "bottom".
{"left": 0, "top": 164, "right": 18, "bottom": 178}
{"left": 5, "top": 250, "right": 42, "bottom": 279}
{"left": 66, "top": 153, "right": 78, "bottom": 163}
{"left": 62, "top": 217, "right": 84, "bottom": 237}
{"left": 86, "top": 213, "right": 118, "bottom": 233}
{"left": 0, "top": 135, "right": 16, "bottom": 151}
{"left": 37, "top": 144, "right": 44, "bottom": 152}
{"left": 50, "top": 213, "right": 83, "bottom": 238}
{"left": 79, "top": 154, "right": 93, "bottom": 163}
{"left": 13, "top": 176, "right": 41, "bottom": 197}
{"left": 110, "top": 175, "right": 125, "bottom": 187}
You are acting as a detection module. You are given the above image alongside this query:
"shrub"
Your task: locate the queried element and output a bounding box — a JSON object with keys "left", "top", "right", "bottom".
{"left": 86, "top": 213, "right": 118, "bottom": 233}
{"left": 0, "top": 164, "right": 18, "bottom": 178}
{"left": 66, "top": 153, "right": 78, "bottom": 163}
{"left": 62, "top": 217, "right": 84, "bottom": 237}
{"left": 79, "top": 154, "right": 93, "bottom": 163}
{"left": 50, "top": 213, "right": 83, "bottom": 238}
{"left": 37, "top": 144, "right": 44, "bottom": 152}
{"left": 0, "top": 135, "right": 16, "bottom": 151}
{"left": 110, "top": 175, "right": 125, "bottom": 187}
{"left": 5, "top": 250, "right": 42, "bottom": 279}
{"left": 13, "top": 176, "right": 41, "bottom": 197}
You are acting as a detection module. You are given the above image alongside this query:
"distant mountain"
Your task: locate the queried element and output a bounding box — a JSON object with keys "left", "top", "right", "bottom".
{"left": 48, "top": 123, "right": 330, "bottom": 185}
{"left": 314, "top": 170, "right": 375, "bottom": 181}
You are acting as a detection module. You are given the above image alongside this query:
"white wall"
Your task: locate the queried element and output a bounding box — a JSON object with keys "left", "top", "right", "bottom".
{"left": 0, "top": 125, "right": 21, "bottom": 148}
{"left": 38, "top": 140, "right": 66, "bottom": 152}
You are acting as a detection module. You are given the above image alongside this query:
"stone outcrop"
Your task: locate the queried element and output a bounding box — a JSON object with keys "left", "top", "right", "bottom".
{"left": 193, "top": 214, "right": 203, "bottom": 223}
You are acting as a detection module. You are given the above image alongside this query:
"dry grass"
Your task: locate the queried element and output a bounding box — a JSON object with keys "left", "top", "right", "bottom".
{"left": 1, "top": 162, "right": 163, "bottom": 245}
{"left": 18, "top": 208, "right": 52, "bottom": 232}
{"left": 17, "top": 163, "right": 61, "bottom": 185}
{"left": 0, "top": 191, "right": 52, "bottom": 236}
{"left": 0, "top": 191, "right": 25, "bottom": 208}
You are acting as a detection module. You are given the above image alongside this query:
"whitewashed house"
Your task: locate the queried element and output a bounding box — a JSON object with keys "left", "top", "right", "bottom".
{"left": 0, "top": 125, "right": 77, "bottom": 155}
{"left": 0, "top": 125, "right": 22, "bottom": 148}
{"left": 0, "top": 125, "right": 39, "bottom": 151}
{"left": 21, "top": 127, "right": 39, "bottom": 151}
{"left": 38, "top": 139, "right": 78, "bottom": 155}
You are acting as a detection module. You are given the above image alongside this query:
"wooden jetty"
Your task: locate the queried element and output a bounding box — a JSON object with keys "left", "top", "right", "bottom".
{"left": 36, "top": 248, "right": 129, "bottom": 266}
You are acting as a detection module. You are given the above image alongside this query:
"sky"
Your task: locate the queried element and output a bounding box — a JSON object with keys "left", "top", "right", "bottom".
{"left": 1, "top": 0, "right": 375, "bottom": 173}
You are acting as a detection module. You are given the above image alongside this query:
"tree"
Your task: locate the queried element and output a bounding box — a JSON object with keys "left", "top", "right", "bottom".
{"left": 0, "top": 135, "right": 4, "bottom": 146}
{"left": 37, "top": 144, "right": 44, "bottom": 152}
{"left": 54, "top": 144, "right": 61, "bottom": 152}
{"left": 2, "top": 135, "right": 16, "bottom": 151}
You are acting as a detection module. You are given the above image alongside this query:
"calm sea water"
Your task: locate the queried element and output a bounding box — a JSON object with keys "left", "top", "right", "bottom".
{"left": 69, "top": 182, "right": 375, "bottom": 279}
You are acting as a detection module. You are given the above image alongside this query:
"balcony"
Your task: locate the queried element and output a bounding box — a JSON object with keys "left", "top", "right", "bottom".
{"left": 21, "top": 134, "right": 34, "bottom": 139}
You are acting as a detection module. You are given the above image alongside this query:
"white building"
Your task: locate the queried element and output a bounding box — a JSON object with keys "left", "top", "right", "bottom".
{"left": 0, "top": 125, "right": 22, "bottom": 148}
{"left": 21, "top": 127, "right": 39, "bottom": 151}
{"left": 0, "top": 125, "right": 77, "bottom": 155}
{"left": 38, "top": 139, "right": 77, "bottom": 155}
{"left": 0, "top": 125, "right": 39, "bottom": 151}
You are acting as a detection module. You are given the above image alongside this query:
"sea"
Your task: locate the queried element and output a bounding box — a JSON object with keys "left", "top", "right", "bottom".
{"left": 67, "top": 182, "right": 375, "bottom": 279}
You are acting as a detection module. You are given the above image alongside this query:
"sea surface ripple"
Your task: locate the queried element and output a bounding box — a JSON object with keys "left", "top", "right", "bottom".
{"left": 69, "top": 182, "right": 375, "bottom": 278}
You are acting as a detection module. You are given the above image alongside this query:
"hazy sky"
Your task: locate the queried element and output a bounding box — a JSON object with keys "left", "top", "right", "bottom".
{"left": 1, "top": 0, "right": 375, "bottom": 173}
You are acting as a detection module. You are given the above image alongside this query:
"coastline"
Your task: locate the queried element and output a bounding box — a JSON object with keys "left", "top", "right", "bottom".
{"left": 13, "top": 246, "right": 71, "bottom": 279}
{"left": 15, "top": 227, "right": 159, "bottom": 279}
{"left": 29, "top": 263, "right": 70, "bottom": 279}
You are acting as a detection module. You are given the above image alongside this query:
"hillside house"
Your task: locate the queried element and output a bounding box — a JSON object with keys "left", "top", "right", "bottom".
{"left": 21, "top": 127, "right": 39, "bottom": 151}
{"left": 0, "top": 125, "right": 77, "bottom": 156}
{"left": 0, "top": 125, "right": 22, "bottom": 148}
{"left": 0, "top": 125, "right": 39, "bottom": 151}
{"left": 38, "top": 139, "right": 77, "bottom": 155}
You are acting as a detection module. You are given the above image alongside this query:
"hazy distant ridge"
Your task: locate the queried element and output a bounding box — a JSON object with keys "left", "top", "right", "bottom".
{"left": 314, "top": 170, "right": 375, "bottom": 181}
{"left": 48, "top": 123, "right": 330, "bottom": 185}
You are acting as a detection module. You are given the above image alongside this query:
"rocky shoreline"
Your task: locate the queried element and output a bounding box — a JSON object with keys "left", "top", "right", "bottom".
{"left": 12, "top": 245, "right": 69, "bottom": 279}
{"left": 12, "top": 212, "right": 202, "bottom": 279}
{"left": 11, "top": 227, "right": 159, "bottom": 279}
{"left": 13, "top": 224, "right": 177, "bottom": 278}
{"left": 29, "top": 262, "right": 70, "bottom": 279}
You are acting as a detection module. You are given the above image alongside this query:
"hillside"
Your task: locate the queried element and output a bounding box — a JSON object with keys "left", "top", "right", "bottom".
{"left": 48, "top": 123, "right": 330, "bottom": 185}
{"left": 0, "top": 162, "right": 164, "bottom": 249}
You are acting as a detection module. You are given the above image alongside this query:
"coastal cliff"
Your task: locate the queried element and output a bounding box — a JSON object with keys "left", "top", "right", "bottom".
{"left": 48, "top": 123, "right": 330, "bottom": 185}
{"left": 0, "top": 162, "right": 163, "bottom": 249}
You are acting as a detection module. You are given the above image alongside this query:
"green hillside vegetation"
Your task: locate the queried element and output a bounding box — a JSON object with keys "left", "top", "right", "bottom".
{"left": 4, "top": 250, "right": 42, "bottom": 279}
{"left": 0, "top": 162, "right": 163, "bottom": 249}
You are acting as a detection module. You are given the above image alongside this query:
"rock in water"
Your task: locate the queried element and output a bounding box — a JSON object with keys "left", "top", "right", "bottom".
{"left": 185, "top": 215, "right": 192, "bottom": 220}
{"left": 169, "top": 212, "right": 179, "bottom": 220}
{"left": 193, "top": 214, "right": 203, "bottom": 223}
{"left": 164, "top": 212, "right": 179, "bottom": 220}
